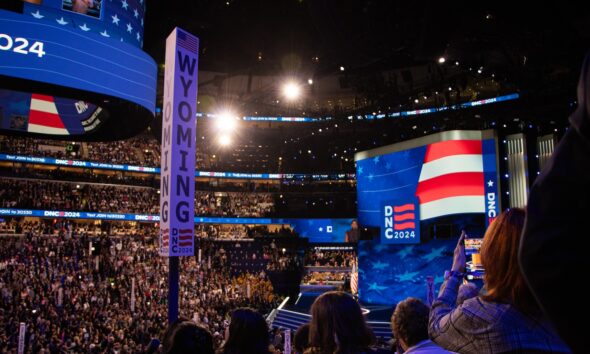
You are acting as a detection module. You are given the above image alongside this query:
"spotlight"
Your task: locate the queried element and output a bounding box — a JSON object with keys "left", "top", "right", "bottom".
{"left": 455, "top": 61, "right": 459, "bottom": 66}
{"left": 414, "top": 99, "right": 419, "bottom": 104}
{"left": 308, "top": 78, "right": 313, "bottom": 85}
{"left": 340, "top": 66, "right": 345, "bottom": 71}
{"left": 215, "top": 111, "right": 238, "bottom": 131}
{"left": 438, "top": 57, "right": 446, "bottom": 64}
{"left": 282, "top": 82, "right": 301, "bottom": 101}
{"left": 218, "top": 134, "right": 232, "bottom": 147}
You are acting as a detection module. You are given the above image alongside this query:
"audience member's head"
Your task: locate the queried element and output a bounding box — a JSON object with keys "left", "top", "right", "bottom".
{"left": 162, "top": 317, "right": 190, "bottom": 351}
{"left": 222, "top": 308, "right": 271, "bottom": 354}
{"left": 391, "top": 298, "right": 429, "bottom": 352}
{"left": 480, "top": 208, "right": 539, "bottom": 314}
{"left": 293, "top": 324, "right": 310, "bottom": 354}
{"left": 162, "top": 320, "right": 214, "bottom": 354}
{"left": 306, "top": 291, "right": 374, "bottom": 354}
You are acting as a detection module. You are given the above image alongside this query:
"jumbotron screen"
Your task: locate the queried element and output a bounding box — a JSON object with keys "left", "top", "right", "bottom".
{"left": 355, "top": 130, "right": 500, "bottom": 244}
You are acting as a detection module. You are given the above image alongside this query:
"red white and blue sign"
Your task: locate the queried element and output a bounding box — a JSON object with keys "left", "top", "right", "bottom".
{"left": 381, "top": 197, "right": 420, "bottom": 244}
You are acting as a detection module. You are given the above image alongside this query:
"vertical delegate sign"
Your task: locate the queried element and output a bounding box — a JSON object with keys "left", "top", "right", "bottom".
{"left": 160, "top": 28, "right": 199, "bottom": 256}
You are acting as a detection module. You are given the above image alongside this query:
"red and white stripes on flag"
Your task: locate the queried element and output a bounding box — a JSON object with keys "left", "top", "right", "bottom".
{"left": 416, "top": 140, "right": 485, "bottom": 220}
{"left": 351, "top": 271, "right": 359, "bottom": 295}
{"left": 28, "top": 94, "right": 69, "bottom": 135}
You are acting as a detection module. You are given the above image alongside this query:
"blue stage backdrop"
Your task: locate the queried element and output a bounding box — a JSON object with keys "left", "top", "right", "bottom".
{"left": 355, "top": 130, "right": 500, "bottom": 306}
{"left": 358, "top": 239, "right": 456, "bottom": 305}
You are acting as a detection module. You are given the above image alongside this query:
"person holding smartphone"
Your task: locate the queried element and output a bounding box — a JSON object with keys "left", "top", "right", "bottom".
{"left": 428, "top": 209, "right": 570, "bottom": 353}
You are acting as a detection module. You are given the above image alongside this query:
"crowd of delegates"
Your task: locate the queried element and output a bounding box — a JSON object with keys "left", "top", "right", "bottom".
{"left": 0, "top": 136, "right": 72, "bottom": 159}
{"left": 302, "top": 271, "right": 347, "bottom": 285}
{"left": 0, "top": 178, "right": 276, "bottom": 218}
{"left": 0, "top": 166, "right": 159, "bottom": 188}
{"left": 195, "top": 224, "right": 250, "bottom": 240}
{"left": 304, "top": 248, "right": 356, "bottom": 267}
{"left": 0, "top": 178, "right": 159, "bottom": 214}
{"left": 263, "top": 241, "right": 303, "bottom": 272}
{"left": 0, "top": 230, "right": 281, "bottom": 352}
{"left": 196, "top": 192, "right": 274, "bottom": 218}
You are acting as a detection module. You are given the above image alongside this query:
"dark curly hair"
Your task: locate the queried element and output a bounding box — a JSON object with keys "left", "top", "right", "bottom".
{"left": 390, "top": 297, "right": 429, "bottom": 348}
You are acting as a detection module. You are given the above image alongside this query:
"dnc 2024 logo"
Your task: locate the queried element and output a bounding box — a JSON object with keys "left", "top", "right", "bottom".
{"left": 381, "top": 197, "right": 420, "bottom": 244}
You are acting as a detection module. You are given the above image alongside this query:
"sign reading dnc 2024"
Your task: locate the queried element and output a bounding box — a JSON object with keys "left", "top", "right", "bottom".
{"left": 381, "top": 197, "right": 420, "bottom": 244}
{"left": 0, "top": 9, "right": 156, "bottom": 114}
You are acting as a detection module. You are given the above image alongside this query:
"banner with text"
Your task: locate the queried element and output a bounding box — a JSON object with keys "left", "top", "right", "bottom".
{"left": 160, "top": 28, "right": 199, "bottom": 257}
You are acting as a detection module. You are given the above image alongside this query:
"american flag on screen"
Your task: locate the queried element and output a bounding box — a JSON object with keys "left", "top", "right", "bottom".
{"left": 28, "top": 94, "right": 69, "bottom": 135}
{"left": 177, "top": 30, "right": 199, "bottom": 53}
{"left": 415, "top": 140, "right": 485, "bottom": 220}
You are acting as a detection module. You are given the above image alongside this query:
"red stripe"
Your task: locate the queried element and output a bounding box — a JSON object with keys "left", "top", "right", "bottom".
{"left": 161, "top": 229, "right": 169, "bottom": 233}
{"left": 424, "top": 140, "right": 482, "bottom": 163}
{"left": 394, "top": 222, "right": 415, "bottom": 230}
{"left": 394, "top": 213, "right": 415, "bottom": 221}
{"left": 179, "top": 235, "right": 192, "bottom": 240}
{"left": 416, "top": 172, "right": 484, "bottom": 204}
{"left": 179, "top": 242, "right": 192, "bottom": 247}
{"left": 179, "top": 229, "right": 192, "bottom": 233}
{"left": 31, "top": 93, "right": 54, "bottom": 102}
{"left": 28, "top": 110, "right": 66, "bottom": 129}
{"left": 162, "top": 235, "right": 169, "bottom": 240}
{"left": 393, "top": 204, "right": 415, "bottom": 213}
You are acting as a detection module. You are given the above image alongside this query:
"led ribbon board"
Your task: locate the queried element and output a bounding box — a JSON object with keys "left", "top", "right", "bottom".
{"left": 0, "top": 7, "right": 156, "bottom": 140}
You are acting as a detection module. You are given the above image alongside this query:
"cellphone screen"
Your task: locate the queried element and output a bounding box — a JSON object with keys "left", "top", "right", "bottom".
{"left": 464, "top": 237, "right": 484, "bottom": 280}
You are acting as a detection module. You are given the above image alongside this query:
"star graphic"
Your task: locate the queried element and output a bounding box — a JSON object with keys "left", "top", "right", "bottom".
{"left": 133, "top": 9, "right": 139, "bottom": 18}
{"left": 121, "top": 0, "right": 129, "bottom": 10}
{"left": 318, "top": 227, "right": 323, "bottom": 232}
{"left": 136, "top": 31, "right": 141, "bottom": 41}
{"left": 56, "top": 17, "right": 68, "bottom": 25}
{"left": 396, "top": 271, "right": 420, "bottom": 282}
{"left": 368, "top": 174, "right": 374, "bottom": 181}
{"left": 112, "top": 14, "right": 120, "bottom": 25}
{"left": 126, "top": 23, "right": 133, "bottom": 33}
{"left": 422, "top": 247, "right": 447, "bottom": 262}
{"left": 31, "top": 10, "right": 44, "bottom": 19}
{"left": 373, "top": 156, "right": 380, "bottom": 164}
{"left": 487, "top": 180, "right": 494, "bottom": 187}
{"left": 397, "top": 246, "right": 414, "bottom": 260}
{"left": 357, "top": 166, "right": 363, "bottom": 175}
{"left": 385, "top": 162, "right": 392, "bottom": 170}
{"left": 79, "top": 23, "right": 90, "bottom": 31}
{"left": 373, "top": 243, "right": 387, "bottom": 253}
{"left": 371, "top": 260, "right": 388, "bottom": 270}
{"left": 367, "top": 282, "right": 388, "bottom": 293}
{"left": 141, "top": 18, "right": 144, "bottom": 27}
{"left": 100, "top": 30, "right": 110, "bottom": 37}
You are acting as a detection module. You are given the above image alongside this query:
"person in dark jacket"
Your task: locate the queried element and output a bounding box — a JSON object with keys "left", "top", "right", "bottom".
{"left": 519, "top": 52, "right": 590, "bottom": 354}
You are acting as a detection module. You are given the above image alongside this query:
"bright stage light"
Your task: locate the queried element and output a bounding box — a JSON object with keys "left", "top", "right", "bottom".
{"left": 215, "top": 111, "right": 238, "bottom": 131}
{"left": 438, "top": 57, "right": 446, "bottom": 64}
{"left": 283, "top": 82, "right": 301, "bottom": 101}
{"left": 218, "top": 134, "right": 232, "bottom": 147}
